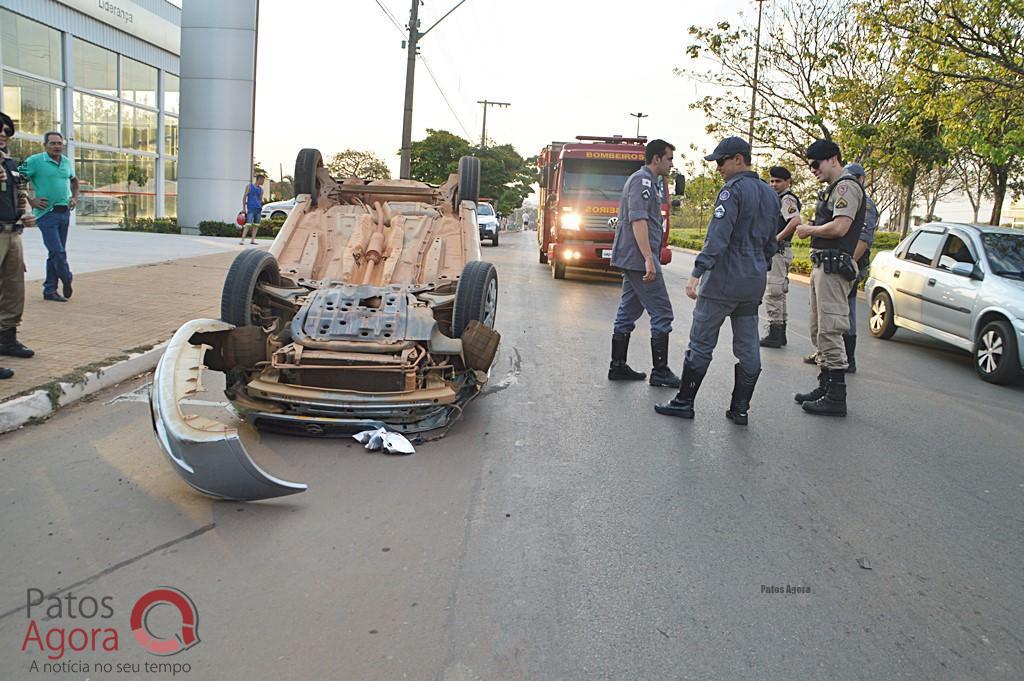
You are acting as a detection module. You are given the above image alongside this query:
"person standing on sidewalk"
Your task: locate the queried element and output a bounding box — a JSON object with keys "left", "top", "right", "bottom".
{"left": 759, "top": 166, "right": 802, "bottom": 349}
{"left": 841, "top": 162, "right": 878, "bottom": 373}
{"left": 793, "top": 140, "right": 865, "bottom": 417}
{"left": 240, "top": 174, "right": 265, "bottom": 245}
{"left": 608, "top": 139, "right": 680, "bottom": 388}
{"left": 655, "top": 137, "right": 779, "bottom": 425}
{"left": 0, "top": 112, "right": 37, "bottom": 378}
{"left": 18, "top": 132, "right": 78, "bottom": 302}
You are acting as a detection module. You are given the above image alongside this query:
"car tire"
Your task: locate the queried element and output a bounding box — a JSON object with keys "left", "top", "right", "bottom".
{"left": 869, "top": 290, "right": 897, "bottom": 339}
{"left": 975, "top": 319, "right": 1021, "bottom": 385}
{"left": 552, "top": 260, "right": 566, "bottom": 280}
{"left": 451, "top": 261, "right": 498, "bottom": 337}
{"left": 492, "top": 231, "right": 499, "bottom": 246}
{"left": 456, "top": 156, "right": 480, "bottom": 207}
{"left": 221, "top": 249, "right": 281, "bottom": 327}
{"left": 539, "top": 248, "right": 548, "bottom": 264}
{"left": 294, "top": 148, "right": 323, "bottom": 207}
{"left": 271, "top": 211, "right": 287, "bottom": 220}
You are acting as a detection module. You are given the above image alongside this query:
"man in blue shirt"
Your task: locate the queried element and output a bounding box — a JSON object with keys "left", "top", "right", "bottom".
{"left": 240, "top": 174, "right": 265, "bottom": 245}
{"left": 655, "top": 137, "right": 779, "bottom": 425}
{"left": 608, "top": 139, "right": 680, "bottom": 388}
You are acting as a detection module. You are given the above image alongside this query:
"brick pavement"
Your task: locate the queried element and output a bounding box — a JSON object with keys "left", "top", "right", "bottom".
{"left": 0, "top": 249, "right": 249, "bottom": 402}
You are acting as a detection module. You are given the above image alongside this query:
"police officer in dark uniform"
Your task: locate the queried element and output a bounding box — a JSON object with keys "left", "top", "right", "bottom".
{"left": 760, "top": 166, "right": 802, "bottom": 348}
{"left": 0, "top": 111, "right": 35, "bottom": 379}
{"left": 842, "top": 162, "right": 877, "bottom": 373}
{"left": 655, "top": 137, "right": 779, "bottom": 425}
{"left": 608, "top": 139, "right": 680, "bottom": 388}
{"left": 794, "top": 140, "right": 864, "bottom": 416}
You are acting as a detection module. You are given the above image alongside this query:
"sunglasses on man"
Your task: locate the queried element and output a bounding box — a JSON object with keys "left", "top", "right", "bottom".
{"left": 808, "top": 160, "right": 822, "bottom": 170}
{"left": 715, "top": 156, "right": 733, "bottom": 167}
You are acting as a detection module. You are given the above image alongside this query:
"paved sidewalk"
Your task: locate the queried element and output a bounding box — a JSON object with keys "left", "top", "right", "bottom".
{"left": 0, "top": 248, "right": 259, "bottom": 402}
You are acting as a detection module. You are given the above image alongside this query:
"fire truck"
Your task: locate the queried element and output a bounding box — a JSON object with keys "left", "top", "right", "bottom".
{"left": 537, "top": 135, "right": 680, "bottom": 279}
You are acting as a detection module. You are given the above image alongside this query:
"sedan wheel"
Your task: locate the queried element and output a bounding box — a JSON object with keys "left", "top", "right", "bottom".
{"left": 975, "top": 320, "right": 1021, "bottom": 384}
{"left": 868, "top": 291, "right": 897, "bottom": 339}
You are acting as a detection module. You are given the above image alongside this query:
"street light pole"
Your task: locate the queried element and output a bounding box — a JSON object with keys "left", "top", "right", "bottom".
{"left": 629, "top": 112, "right": 648, "bottom": 137}
{"left": 748, "top": 0, "right": 767, "bottom": 147}
{"left": 478, "top": 100, "right": 510, "bottom": 149}
{"left": 398, "top": 0, "right": 470, "bottom": 179}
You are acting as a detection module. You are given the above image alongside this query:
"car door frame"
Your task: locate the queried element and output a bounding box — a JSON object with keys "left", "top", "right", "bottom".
{"left": 924, "top": 228, "right": 983, "bottom": 343}
{"left": 892, "top": 226, "right": 947, "bottom": 325}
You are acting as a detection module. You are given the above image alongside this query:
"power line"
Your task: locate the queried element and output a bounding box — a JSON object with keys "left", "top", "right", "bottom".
{"left": 419, "top": 55, "right": 472, "bottom": 139}
{"left": 372, "top": 0, "right": 405, "bottom": 37}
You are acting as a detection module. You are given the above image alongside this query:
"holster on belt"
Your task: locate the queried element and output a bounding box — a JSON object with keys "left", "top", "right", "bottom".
{"left": 812, "top": 249, "right": 858, "bottom": 281}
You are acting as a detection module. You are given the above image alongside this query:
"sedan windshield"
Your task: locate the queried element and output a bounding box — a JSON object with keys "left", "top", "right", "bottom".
{"left": 478, "top": 204, "right": 494, "bottom": 216}
{"left": 982, "top": 233, "right": 1024, "bottom": 277}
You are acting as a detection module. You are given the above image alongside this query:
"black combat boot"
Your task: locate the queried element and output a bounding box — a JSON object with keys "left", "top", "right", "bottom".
{"left": 654, "top": 363, "right": 706, "bottom": 419}
{"left": 794, "top": 369, "right": 828, "bottom": 404}
{"left": 725, "top": 363, "right": 761, "bottom": 426}
{"left": 649, "top": 335, "right": 681, "bottom": 387}
{"left": 844, "top": 333, "right": 857, "bottom": 374}
{"left": 802, "top": 370, "right": 847, "bottom": 416}
{"left": 0, "top": 327, "right": 34, "bottom": 358}
{"left": 780, "top": 323, "right": 788, "bottom": 346}
{"left": 0, "top": 367, "right": 12, "bottom": 379}
{"left": 608, "top": 333, "right": 646, "bottom": 381}
{"left": 759, "top": 323, "right": 785, "bottom": 348}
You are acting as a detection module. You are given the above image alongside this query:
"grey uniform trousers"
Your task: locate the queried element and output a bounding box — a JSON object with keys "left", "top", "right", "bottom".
{"left": 809, "top": 264, "right": 857, "bottom": 370}
{"left": 613, "top": 269, "right": 674, "bottom": 337}
{"left": 684, "top": 296, "right": 761, "bottom": 374}
{"left": 847, "top": 281, "right": 858, "bottom": 336}
{"left": 763, "top": 243, "right": 794, "bottom": 323}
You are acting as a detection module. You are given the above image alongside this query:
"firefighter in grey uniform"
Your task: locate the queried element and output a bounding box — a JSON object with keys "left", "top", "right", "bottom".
{"left": 794, "top": 140, "right": 864, "bottom": 416}
{"left": 655, "top": 137, "right": 779, "bottom": 425}
{"left": 608, "top": 139, "right": 680, "bottom": 388}
{"left": 842, "top": 162, "right": 877, "bottom": 373}
{"left": 760, "top": 166, "right": 802, "bottom": 348}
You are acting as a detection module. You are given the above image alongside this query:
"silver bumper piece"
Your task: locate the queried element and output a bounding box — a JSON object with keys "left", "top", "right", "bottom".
{"left": 150, "top": 318, "right": 307, "bottom": 501}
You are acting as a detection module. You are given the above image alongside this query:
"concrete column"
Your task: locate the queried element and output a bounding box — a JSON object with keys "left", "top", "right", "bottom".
{"left": 177, "top": 0, "right": 258, "bottom": 234}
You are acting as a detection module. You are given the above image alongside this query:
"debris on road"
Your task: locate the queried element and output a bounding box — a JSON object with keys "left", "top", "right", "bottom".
{"left": 856, "top": 557, "right": 872, "bottom": 570}
{"left": 354, "top": 427, "right": 416, "bottom": 455}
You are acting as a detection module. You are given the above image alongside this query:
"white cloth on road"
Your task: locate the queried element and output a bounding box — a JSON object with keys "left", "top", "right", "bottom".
{"left": 353, "top": 427, "right": 415, "bottom": 455}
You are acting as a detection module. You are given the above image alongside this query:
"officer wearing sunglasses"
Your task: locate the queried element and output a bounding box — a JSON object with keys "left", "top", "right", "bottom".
{"left": 793, "top": 139, "right": 865, "bottom": 416}
{"left": 655, "top": 136, "right": 779, "bottom": 425}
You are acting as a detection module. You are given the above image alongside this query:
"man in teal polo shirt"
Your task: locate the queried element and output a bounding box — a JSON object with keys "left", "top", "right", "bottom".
{"left": 19, "top": 131, "right": 79, "bottom": 302}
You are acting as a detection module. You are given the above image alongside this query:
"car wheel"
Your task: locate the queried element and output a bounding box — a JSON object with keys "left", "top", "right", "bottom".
{"left": 539, "top": 248, "right": 548, "bottom": 264}
{"left": 552, "top": 260, "right": 566, "bottom": 280}
{"left": 492, "top": 232, "right": 499, "bottom": 246}
{"left": 869, "top": 290, "right": 897, "bottom": 339}
{"left": 975, "top": 319, "right": 1021, "bottom": 384}
{"left": 221, "top": 249, "right": 281, "bottom": 327}
{"left": 294, "top": 148, "right": 323, "bottom": 207}
{"left": 456, "top": 156, "right": 480, "bottom": 207}
{"left": 271, "top": 211, "right": 287, "bottom": 220}
{"left": 451, "top": 261, "right": 498, "bottom": 337}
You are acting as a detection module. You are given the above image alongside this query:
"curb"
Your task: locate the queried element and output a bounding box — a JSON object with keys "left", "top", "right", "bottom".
{"left": 0, "top": 343, "right": 167, "bottom": 435}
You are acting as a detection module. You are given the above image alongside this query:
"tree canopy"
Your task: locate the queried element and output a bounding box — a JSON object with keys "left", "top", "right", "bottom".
{"left": 326, "top": 150, "right": 391, "bottom": 180}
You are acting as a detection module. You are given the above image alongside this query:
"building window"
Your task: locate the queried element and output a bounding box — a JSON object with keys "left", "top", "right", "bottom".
{"left": 121, "top": 104, "right": 157, "bottom": 153}
{"left": 164, "top": 115, "right": 178, "bottom": 157}
{"left": 0, "top": 8, "right": 62, "bottom": 81}
{"left": 1, "top": 72, "right": 62, "bottom": 136}
{"left": 76, "top": 148, "right": 158, "bottom": 222}
{"left": 164, "top": 158, "right": 177, "bottom": 218}
{"left": 120, "top": 56, "right": 157, "bottom": 108}
{"left": 73, "top": 38, "right": 118, "bottom": 97}
{"left": 73, "top": 91, "right": 118, "bottom": 147}
{"left": 164, "top": 73, "right": 179, "bottom": 115}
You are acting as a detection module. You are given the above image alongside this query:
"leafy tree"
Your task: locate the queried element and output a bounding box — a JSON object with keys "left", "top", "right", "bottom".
{"left": 326, "top": 150, "right": 391, "bottom": 179}
{"left": 409, "top": 129, "right": 473, "bottom": 184}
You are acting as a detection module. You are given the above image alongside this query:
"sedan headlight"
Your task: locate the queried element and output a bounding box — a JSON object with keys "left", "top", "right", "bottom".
{"left": 560, "top": 212, "right": 581, "bottom": 231}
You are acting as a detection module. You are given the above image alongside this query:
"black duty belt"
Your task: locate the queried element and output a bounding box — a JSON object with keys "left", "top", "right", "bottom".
{"left": 0, "top": 222, "right": 23, "bottom": 234}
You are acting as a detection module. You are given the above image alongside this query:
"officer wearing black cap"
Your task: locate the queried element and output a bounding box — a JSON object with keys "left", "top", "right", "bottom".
{"left": 760, "top": 166, "right": 802, "bottom": 348}
{"left": 0, "top": 111, "right": 36, "bottom": 379}
{"left": 655, "top": 136, "right": 779, "bottom": 425}
{"left": 841, "top": 162, "right": 877, "bottom": 373}
{"left": 793, "top": 139, "right": 864, "bottom": 416}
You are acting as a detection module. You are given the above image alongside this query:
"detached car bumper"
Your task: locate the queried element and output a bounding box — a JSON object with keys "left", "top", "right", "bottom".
{"left": 150, "top": 319, "right": 307, "bottom": 501}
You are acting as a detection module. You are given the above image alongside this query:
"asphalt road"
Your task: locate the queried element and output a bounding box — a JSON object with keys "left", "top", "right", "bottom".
{"left": 1, "top": 230, "right": 1021, "bottom": 681}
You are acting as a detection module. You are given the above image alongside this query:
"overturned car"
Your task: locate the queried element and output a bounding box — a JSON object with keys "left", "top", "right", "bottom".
{"left": 150, "top": 151, "right": 500, "bottom": 501}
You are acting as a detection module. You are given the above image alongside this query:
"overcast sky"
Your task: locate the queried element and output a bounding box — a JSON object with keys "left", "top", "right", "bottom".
{"left": 251, "top": 0, "right": 995, "bottom": 221}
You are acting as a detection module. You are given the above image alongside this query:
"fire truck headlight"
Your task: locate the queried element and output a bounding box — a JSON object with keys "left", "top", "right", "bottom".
{"left": 560, "top": 212, "right": 581, "bottom": 230}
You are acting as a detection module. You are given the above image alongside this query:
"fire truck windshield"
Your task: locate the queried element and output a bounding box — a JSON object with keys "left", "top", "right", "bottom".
{"left": 561, "top": 159, "right": 644, "bottom": 199}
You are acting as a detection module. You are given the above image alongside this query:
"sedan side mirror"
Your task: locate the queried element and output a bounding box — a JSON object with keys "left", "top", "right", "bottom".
{"left": 950, "top": 262, "right": 983, "bottom": 280}
{"left": 674, "top": 174, "right": 686, "bottom": 196}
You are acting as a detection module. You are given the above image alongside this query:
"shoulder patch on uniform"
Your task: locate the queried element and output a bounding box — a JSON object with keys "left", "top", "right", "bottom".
{"left": 641, "top": 188, "right": 651, "bottom": 200}
{"left": 836, "top": 183, "right": 849, "bottom": 196}
{"left": 641, "top": 178, "right": 652, "bottom": 187}
{"left": 835, "top": 197, "right": 849, "bottom": 209}
{"left": 713, "top": 204, "right": 726, "bottom": 219}
{"left": 718, "top": 189, "right": 731, "bottom": 202}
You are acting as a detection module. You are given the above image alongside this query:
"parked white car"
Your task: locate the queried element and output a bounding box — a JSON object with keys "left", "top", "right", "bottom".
{"left": 865, "top": 222, "right": 1024, "bottom": 384}
{"left": 477, "top": 202, "right": 499, "bottom": 246}
{"left": 260, "top": 198, "right": 296, "bottom": 221}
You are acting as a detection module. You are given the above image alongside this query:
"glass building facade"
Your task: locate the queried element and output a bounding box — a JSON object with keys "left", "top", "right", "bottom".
{"left": 0, "top": 3, "right": 180, "bottom": 222}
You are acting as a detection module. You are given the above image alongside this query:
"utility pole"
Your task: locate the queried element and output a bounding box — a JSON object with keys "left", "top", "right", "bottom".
{"left": 399, "top": 0, "right": 470, "bottom": 179}
{"left": 748, "top": 0, "right": 768, "bottom": 147}
{"left": 478, "top": 99, "right": 510, "bottom": 148}
{"left": 629, "top": 112, "right": 648, "bottom": 137}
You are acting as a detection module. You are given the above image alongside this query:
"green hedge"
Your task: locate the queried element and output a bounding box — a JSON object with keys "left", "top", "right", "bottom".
{"left": 119, "top": 216, "right": 286, "bottom": 239}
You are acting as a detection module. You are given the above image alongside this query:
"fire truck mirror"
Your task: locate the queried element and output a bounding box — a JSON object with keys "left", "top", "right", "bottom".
{"left": 674, "top": 174, "right": 686, "bottom": 196}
